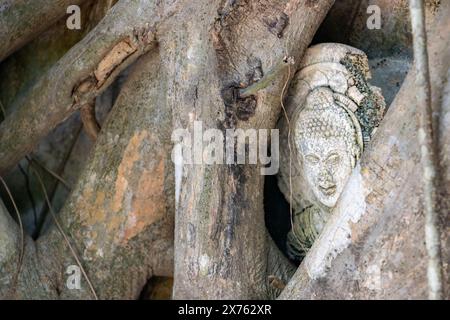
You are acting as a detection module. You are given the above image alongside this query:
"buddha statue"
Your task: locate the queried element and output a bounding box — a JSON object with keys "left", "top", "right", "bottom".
{"left": 277, "top": 43, "right": 385, "bottom": 261}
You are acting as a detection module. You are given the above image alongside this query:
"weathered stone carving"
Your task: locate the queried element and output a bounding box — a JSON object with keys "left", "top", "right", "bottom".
{"left": 277, "top": 43, "right": 385, "bottom": 261}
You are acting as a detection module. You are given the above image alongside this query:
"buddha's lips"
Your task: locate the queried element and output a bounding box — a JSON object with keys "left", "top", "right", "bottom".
{"left": 319, "top": 185, "right": 336, "bottom": 196}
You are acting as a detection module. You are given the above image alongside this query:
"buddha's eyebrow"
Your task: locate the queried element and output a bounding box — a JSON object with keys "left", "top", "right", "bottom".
{"left": 326, "top": 150, "right": 339, "bottom": 158}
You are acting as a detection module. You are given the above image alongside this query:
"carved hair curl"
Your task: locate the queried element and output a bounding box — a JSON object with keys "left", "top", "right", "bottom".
{"left": 293, "top": 87, "right": 362, "bottom": 166}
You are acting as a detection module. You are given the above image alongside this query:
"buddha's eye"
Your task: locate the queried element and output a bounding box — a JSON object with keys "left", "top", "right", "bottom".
{"left": 327, "top": 153, "right": 340, "bottom": 165}
{"left": 305, "top": 154, "right": 320, "bottom": 164}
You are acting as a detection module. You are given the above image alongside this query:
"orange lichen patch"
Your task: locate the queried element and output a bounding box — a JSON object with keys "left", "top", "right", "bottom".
{"left": 94, "top": 39, "right": 137, "bottom": 87}
{"left": 111, "top": 130, "right": 148, "bottom": 213}
{"left": 76, "top": 184, "right": 108, "bottom": 227}
{"left": 74, "top": 185, "right": 113, "bottom": 258}
{"left": 122, "top": 157, "right": 166, "bottom": 243}
{"left": 75, "top": 130, "right": 167, "bottom": 248}
{"left": 86, "top": 191, "right": 107, "bottom": 224}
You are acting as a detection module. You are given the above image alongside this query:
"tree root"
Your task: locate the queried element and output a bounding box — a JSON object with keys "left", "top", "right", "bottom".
{"left": 80, "top": 101, "right": 101, "bottom": 140}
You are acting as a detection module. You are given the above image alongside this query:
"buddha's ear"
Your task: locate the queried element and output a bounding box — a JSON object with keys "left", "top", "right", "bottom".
{"left": 351, "top": 144, "right": 362, "bottom": 168}
{"left": 290, "top": 123, "right": 303, "bottom": 164}
{"left": 335, "top": 93, "right": 364, "bottom": 156}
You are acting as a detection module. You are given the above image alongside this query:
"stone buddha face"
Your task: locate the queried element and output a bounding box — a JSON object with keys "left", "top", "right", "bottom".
{"left": 299, "top": 136, "right": 352, "bottom": 208}
{"left": 294, "top": 88, "right": 361, "bottom": 209}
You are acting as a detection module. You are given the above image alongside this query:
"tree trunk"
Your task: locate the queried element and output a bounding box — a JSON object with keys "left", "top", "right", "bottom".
{"left": 161, "top": 0, "right": 334, "bottom": 299}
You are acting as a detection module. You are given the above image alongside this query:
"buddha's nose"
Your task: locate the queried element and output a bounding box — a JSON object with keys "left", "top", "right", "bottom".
{"left": 318, "top": 168, "right": 335, "bottom": 186}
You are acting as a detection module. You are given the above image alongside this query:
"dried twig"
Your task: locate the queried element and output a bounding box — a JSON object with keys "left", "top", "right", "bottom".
{"left": 239, "top": 57, "right": 294, "bottom": 98}
{"left": 277, "top": 56, "right": 304, "bottom": 249}
{"left": 28, "top": 157, "right": 71, "bottom": 191}
{"left": 409, "top": 0, "right": 443, "bottom": 300}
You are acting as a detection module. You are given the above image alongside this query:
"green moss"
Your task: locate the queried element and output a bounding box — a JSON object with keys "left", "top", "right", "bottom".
{"left": 340, "top": 54, "right": 386, "bottom": 145}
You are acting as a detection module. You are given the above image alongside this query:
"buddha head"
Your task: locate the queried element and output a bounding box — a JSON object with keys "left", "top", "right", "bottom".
{"left": 293, "top": 87, "right": 362, "bottom": 208}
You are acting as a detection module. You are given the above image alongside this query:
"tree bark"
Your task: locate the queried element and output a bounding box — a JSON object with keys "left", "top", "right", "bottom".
{"left": 161, "top": 0, "right": 334, "bottom": 299}
{"left": 37, "top": 50, "right": 175, "bottom": 299}
{"left": 0, "top": 0, "right": 89, "bottom": 62}
{"left": 1, "top": 49, "right": 174, "bottom": 299}
{"left": 0, "top": 0, "right": 119, "bottom": 239}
